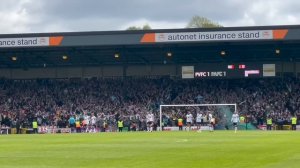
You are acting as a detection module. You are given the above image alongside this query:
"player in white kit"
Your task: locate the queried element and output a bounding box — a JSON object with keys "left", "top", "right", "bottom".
{"left": 231, "top": 112, "right": 240, "bottom": 133}
{"left": 208, "top": 112, "right": 214, "bottom": 132}
{"left": 90, "top": 113, "right": 97, "bottom": 133}
{"left": 146, "top": 112, "right": 154, "bottom": 132}
{"left": 196, "top": 112, "right": 203, "bottom": 132}
{"left": 84, "top": 114, "right": 91, "bottom": 133}
{"left": 186, "top": 112, "right": 193, "bottom": 131}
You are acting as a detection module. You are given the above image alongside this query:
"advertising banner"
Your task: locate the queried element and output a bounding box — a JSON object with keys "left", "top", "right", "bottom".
{"left": 182, "top": 66, "right": 194, "bottom": 79}
{"left": 263, "top": 64, "right": 276, "bottom": 77}
{"left": 0, "top": 36, "right": 63, "bottom": 48}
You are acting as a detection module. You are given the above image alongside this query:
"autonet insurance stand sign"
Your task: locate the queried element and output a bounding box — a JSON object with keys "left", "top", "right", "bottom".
{"left": 141, "top": 29, "right": 288, "bottom": 43}
{"left": 155, "top": 30, "right": 272, "bottom": 42}
{"left": 0, "top": 27, "right": 292, "bottom": 48}
{"left": 0, "top": 36, "right": 63, "bottom": 48}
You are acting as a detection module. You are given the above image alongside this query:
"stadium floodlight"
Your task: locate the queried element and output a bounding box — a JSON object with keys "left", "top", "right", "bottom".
{"left": 62, "top": 55, "right": 68, "bottom": 60}
{"left": 11, "top": 56, "right": 17, "bottom": 61}
{"left": 114, "top": 53, "right": 120, "bottom": 58}
{"left": 159, "top": 103, "right": 237, "bottom": 131}
{"left": 220, "top": 51, "right": 226, "bottom": 56}
{"left": 166, "top": 52, "right": 172, "bottom": 57}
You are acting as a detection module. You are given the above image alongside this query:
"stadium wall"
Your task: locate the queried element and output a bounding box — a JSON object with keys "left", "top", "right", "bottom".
{"left": 0, "top": 62, "right": 299, "bottom": 79}
{"left": 0, "top": 65, "right": 178, "bottom": 79}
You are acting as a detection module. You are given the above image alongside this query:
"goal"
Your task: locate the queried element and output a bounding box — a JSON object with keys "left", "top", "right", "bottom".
{"left": 159, "top": 104, "right": 237, "bottom": 131}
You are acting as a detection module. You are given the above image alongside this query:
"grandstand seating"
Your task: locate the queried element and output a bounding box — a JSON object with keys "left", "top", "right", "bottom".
{"left": 0, "top": 77, "right": 299, "bottom": 130}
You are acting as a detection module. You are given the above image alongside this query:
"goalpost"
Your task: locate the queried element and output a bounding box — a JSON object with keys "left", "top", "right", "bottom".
{"left": 159, "top": 103, "right": 237, "bottom": 131}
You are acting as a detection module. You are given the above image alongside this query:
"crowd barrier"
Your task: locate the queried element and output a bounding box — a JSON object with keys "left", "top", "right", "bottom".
{"left": 163, "top": 126, "right": 210, "bottom": 131}
{"left": 1, "top": 125, "right": 300, "bottom": 134}
{"left": 1, "top": 128, "right": 9, "bottom": 134}
{"left": 38, "top": 127, "right": 72, "bottom": 133}
{"left": 258, "top": 125, "right": 299, "bottom": 130}
{"left": 0, "top": 127, "right": 72, "bottom": 134}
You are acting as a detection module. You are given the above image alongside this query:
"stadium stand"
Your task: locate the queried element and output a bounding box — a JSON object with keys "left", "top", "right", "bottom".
{"left": 0, "top": 77, "right": 299, "bottom": 132}
{"left": 1, "top": 25, "right": 300, "bottom": 132}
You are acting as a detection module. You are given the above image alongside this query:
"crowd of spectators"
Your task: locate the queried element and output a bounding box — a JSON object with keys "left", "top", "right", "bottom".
{"left": 0, "top": 77, "right": 299, "bottom": 131}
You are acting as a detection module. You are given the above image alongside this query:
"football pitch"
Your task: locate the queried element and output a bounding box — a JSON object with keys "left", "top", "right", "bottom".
{"left": 0, "top": 131, "right": 300, "bottom": 168}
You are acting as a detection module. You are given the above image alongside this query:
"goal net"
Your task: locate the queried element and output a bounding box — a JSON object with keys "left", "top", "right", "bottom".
{"left": 159, "top": 104, "right": 237, "bottom": 131}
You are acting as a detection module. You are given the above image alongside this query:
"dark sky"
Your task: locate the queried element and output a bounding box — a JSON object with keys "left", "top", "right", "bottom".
{"left": 1, "top": 0, "right": 299, "bottom": 33}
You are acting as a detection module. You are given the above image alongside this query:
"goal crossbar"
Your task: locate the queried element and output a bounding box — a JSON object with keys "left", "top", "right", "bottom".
{"left": 159, "top": 103, "right": 237, "bottom": 131}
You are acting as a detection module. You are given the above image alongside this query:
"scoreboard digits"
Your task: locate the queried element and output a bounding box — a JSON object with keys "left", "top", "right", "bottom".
{"left": 191, "top": 63, "right": 275, "bottom": 78}
{"left": 195, "top": 71, "right": 226, "bottom": 77}
{"left": 182, "top": 64, "right": 275, "bottom": 79}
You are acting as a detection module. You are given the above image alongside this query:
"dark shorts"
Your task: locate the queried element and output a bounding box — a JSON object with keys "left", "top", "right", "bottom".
{"left": 187, "top": 122, "right": 192, "bottom": 125}
{"left": 233, "top": 122, "right": 237, "bottom": 126}
{"left": 196, "top": 122, "right": 202, "bottom": 125}
{"left": 147, "top": 121, "right": 153, "bottom": 125}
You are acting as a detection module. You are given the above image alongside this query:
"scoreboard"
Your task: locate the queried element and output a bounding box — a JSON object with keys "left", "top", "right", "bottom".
{"left": 182, "top": 64, "right": 275, "bottom": 79}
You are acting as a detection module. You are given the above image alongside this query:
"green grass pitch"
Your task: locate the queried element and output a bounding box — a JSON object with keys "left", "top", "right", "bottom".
{"left": 0, "top": 131, "right": 300, "bottom": 168}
